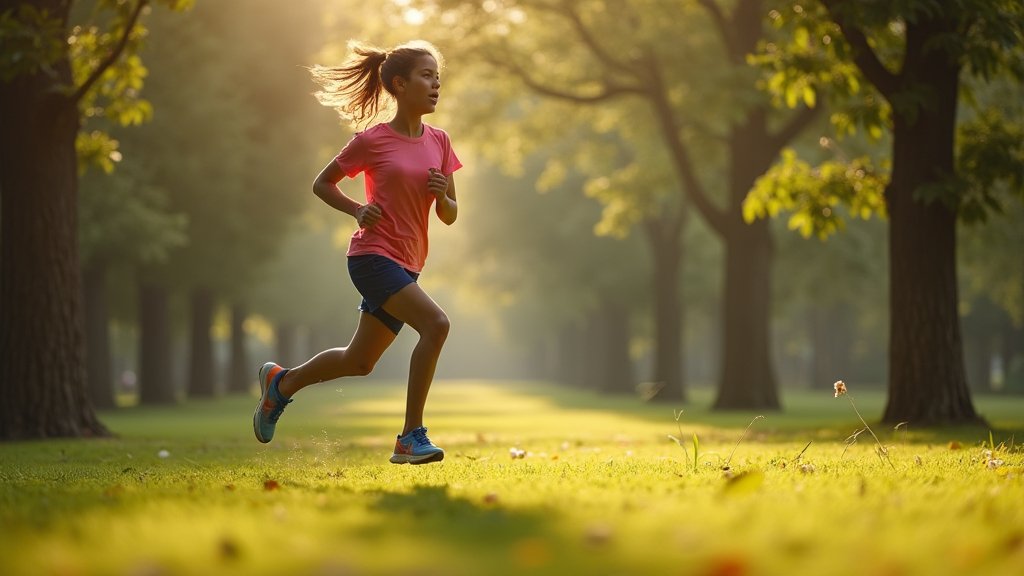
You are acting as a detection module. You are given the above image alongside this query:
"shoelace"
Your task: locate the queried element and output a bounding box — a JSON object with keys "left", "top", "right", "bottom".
{"left": 410, "top": 427, "right": 432, "bottom": 447}
{"left": 267, "top": 393, "right": 292, "bottom": 423}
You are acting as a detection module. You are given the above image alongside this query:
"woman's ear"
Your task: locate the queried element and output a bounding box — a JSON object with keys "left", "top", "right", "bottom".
{"left": 391, "top": 75, "right": 406, "bottom": 94}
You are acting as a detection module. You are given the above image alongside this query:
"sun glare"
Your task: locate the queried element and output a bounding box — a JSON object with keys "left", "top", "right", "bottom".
{"left": 403, "top": 8, "right": 426, "bottom": 25}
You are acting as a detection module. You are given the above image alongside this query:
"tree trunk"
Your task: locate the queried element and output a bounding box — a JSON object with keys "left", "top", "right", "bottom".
{"left": 599, "top": 299, "right": 634, "bottom": 395}
{"left": 228, "top": 303, "right": 249, "bottom": 393}
{"left": 138, "top": 282, "right": 176, "bottom": 405}
{"left": 711, "top": 105, "right": 782, "bottom": 410}
{"left": 0, "top": 2, "right": 108, "bottom": 438}
{"left": 276, "top": 323, "right": 298, "bottom": 368}
{"left": 881, "top": 15, "right": 980, "bottom": 425}
{"left": 187, "top": 287, "right": 216, "bottom": 398}
{"left": 84, "top": 260, "right": 116, "bottom": 409}
{"left": 556, "top": 322, "right": 587, "bottom": 388}
{"left": 810, "top": 301, "right": 855, "bottom": 390}
{"left": 645, "top": 221, "right": 685, "bottom": 403}
{"left": 713, "top": 218, "right": 779, "bottom": 410}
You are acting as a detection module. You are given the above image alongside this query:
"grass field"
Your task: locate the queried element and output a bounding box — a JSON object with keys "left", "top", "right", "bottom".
{"left": 2, "top": 379, "right": 1023, "bottom": 576}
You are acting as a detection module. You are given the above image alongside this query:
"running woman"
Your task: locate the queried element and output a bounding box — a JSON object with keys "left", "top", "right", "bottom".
{"left": 253, "top": 40, "right": 461, "bottom": 465}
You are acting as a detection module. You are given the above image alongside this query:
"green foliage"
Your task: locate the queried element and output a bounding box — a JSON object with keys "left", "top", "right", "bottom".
{"left": 75, "top": 130, "right": 122, "bottom": 174}
{"left": 957, "top": 0, "right": 1024, "bottom": 81}
{"left": 100, "top": 0, "right": 329, "bottom": 298}
{"left": 751, "top": 0, "right": 1024, "bottom": 230}
{"left": 69, "top": 0, "right": 195, "bottom": 172}
{"left": 70, "top": 20, "right": 152, "bottom": 127}
{"left": 955, "top": 109, "right": 1024, "bottom": 223}
{"left": 744, "top": 148, "right": 887, "bottom": 239}
{"left": 79, "top": 163, "right": 187, "bottom": 266}
{"left": 751, "top": 1, "right": 890, "bottom": 138}
{"left": 959, "top": 199, "right": 1024, "bottom": 326}
{"left": 0, "top": 4, "right": 66, "bottom": 82}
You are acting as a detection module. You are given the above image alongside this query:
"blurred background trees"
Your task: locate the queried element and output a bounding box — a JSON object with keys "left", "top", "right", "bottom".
{"left": 2, "top": 0, "right": 1021, "bottom": 438}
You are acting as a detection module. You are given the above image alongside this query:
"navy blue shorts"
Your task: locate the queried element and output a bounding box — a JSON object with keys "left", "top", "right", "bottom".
{"left": 347, "top": 254, "right": 419, "bottom": 334}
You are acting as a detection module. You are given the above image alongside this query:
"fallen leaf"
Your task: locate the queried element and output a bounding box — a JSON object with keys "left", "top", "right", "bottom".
{"left": 218, "top": 537, "right": 240, "bottom": 560}
{"left": 705, "top": 554, "right": 748, "bottom": 576}
{"left": 584, "top": 523, "right": 613, "bottom": 547}
{"left": 263, "top": 479, "right": 280, "bottom": 491}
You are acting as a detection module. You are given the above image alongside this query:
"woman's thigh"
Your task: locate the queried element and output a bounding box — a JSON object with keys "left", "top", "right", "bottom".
{"left": 345, "top": 311, "right": 399, "bottom": 362}
{"left": 380, "top": 283, "right": 447, "bottom": 334}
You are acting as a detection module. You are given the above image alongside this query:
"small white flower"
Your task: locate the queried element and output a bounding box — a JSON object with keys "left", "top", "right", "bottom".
{"left": 833, "top": 380, "right": 847, "bottom": 397}
{"left": 157, "top": 449, "right": 170, "bottom": 459}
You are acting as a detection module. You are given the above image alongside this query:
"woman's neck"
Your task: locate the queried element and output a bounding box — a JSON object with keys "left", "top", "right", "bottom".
{"left": 388, "top": 113, "right": 423, "bottom": 138}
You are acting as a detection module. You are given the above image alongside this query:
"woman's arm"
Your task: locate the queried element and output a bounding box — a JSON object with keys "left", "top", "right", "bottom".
{"left": 429, "top": 169, "right": 458, "bottom": 225}
{"left": 312, "top": 160, "right": 381, "bottom": 228}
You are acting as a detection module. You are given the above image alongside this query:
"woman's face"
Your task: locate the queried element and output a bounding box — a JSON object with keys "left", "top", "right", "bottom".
{"left": 395, "top": 54, "right": 440, "bottom": 115}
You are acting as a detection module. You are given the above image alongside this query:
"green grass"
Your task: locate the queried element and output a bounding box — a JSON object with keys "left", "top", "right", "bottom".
{"left": 2, "top": 380, "right": 1023, "bottom": 576}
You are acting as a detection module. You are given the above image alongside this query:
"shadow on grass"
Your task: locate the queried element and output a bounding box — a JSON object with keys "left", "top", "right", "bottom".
{"left": 358, "top": 484, "right": 608, "bottom": 575}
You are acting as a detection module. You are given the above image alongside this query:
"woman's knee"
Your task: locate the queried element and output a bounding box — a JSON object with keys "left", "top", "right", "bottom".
{"left": 421, "top": 312, "right": 450, "bottom": 343}
{"left": 342, "top": 348, "right": 379, "bottom": 377}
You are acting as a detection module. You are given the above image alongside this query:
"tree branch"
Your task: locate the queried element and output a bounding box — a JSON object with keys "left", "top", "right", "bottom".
{"left": 821, "top": 0, "right": 900, "bottom": 98}
{"left": 696, "top": 0, "right": 739, "bottom": 62}
{"left": 72, "top": 0, "right": 149, "bottom": 105}
{"left": 643, "top": 53, "right": 728, "bottom": 236}
{"left": 485, "top": 55, "right": 643, "bottom": 103}
{"left": 525, "top": 0, "right": 637, "bottom": 74}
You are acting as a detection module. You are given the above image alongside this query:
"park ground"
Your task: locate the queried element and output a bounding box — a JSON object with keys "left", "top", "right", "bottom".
{"left": 2, "top": 379, "right": 1023, "bottom": 576}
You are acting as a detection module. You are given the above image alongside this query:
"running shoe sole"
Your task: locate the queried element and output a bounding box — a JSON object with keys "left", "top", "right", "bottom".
{"left": 253, "top": 362, "right": 278, "bottom": 443}
{"left": 389, "top": 451, "right": 445, "bottom": 465}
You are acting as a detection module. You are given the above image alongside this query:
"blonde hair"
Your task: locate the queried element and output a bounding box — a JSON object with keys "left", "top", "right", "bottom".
{"left": 309, "top": 40, "right": 444, "bottom": 127}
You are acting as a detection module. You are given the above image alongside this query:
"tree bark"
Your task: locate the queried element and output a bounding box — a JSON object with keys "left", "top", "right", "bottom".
{"left": 881, "top": 14, "right": 981, "bottom": 425}
{"left": 228, "top": 302, "right": 249, "bottom": 393}
{"left": 187, "top": 287, "right": 216, "bottom": 398}
{"left": 0, "top": 1, "right": 108, "bottom": 438}
{"left": 645, "top": 220, "right": 685, "bottom": 403}
{"left": 84, "top": 260, "right": 116, "bottom": 409}
{"left": 138, "top": 282, "right": 176, "bottom": 405}
{"left": 713, "top": 216, "right": 779, "bottom": 409}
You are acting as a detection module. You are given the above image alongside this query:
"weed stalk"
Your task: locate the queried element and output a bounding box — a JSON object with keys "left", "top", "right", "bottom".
{"left": 834, "top": 380, "right": 896, "bottom": 471}
{"left": 724, "top": 415, "right": 765, "bottom": 469}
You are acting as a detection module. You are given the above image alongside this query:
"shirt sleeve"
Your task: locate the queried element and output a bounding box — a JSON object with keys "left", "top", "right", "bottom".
{"left": 333, "top": 132, "right": 369, "bottom": 178}
{"left": 439, "top": 131, "right": 463, "bottom": 176}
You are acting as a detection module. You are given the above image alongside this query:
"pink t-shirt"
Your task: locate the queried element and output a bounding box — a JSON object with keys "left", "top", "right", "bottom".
{"left": 334, "top": 123, "right": 462, "bottom": 272}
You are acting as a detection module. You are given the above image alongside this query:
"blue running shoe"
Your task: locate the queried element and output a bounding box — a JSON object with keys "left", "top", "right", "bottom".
{"left": 389, "top": 426, "right": 444, "bottom": 465}
{"left": 253, "top": 362, "right": 292, "bottom": 443}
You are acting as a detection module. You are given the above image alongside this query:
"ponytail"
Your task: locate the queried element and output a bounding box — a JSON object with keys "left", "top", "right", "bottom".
{"left": 310, "top": 40, "right": 444, "bottom": 128}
